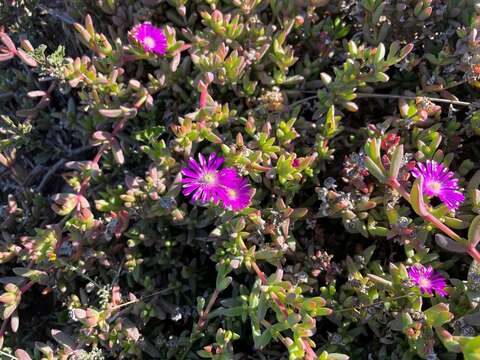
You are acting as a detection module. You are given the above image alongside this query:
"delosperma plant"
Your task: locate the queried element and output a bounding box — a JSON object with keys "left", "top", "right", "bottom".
{"left": 1, "top": 0, "right": 480, "bottom": 359}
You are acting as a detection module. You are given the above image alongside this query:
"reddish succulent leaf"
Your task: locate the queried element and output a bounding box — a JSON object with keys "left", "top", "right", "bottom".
{"left": 10, "top": 310, "right": 19, "bottom": 332}
{"left": 0, "top": 51, "right": 14, "bottom": 62}
{"left": 16, "top": 49, "right": 37, "bottom": 67}
{"left": 15, "top": 349, "right": 32, "bottom": 360}
{"left": 99, "top": 109, "right": 123, "bottom": 118}
{"left": 27, "top": 90, "right": 47, "bottom": 98}
{"left": 0, "top": 33, "right": 16, "bottom": 53}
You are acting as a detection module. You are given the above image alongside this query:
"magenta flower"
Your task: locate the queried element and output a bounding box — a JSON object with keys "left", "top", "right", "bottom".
{"left": 180, "top": 153, "right": 252, "bottom": 211}
{"left": 218, "top": 168, "right": 252, "bottom": 211}
{"left": 411, "top": 160, "right": 464, "bottom": 211}
{"left": 181, "top": 154, "right": 224, "bottom": 204}
{"left": 130, "top": 23, "right": 167, "bottom": 55}
{"left": 408, "top": 264, "right": 447, "bottom": 296}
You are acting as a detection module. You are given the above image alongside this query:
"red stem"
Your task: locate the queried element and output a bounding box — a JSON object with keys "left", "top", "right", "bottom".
{"left": 468, "top": 246, "right": 480, "bottom": 263}
{"left": 424, "top": 213, "right": 463, "bottom": 243}
{"left": 388, "top": 177, "right": 411, "bottom": 202}
{"left": 20, "top": 280, "right": 34, "bottom": 294}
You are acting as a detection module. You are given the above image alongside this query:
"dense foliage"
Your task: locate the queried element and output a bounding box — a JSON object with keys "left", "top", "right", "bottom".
{"left": 1, "top": 0, "right": 480, "bottom": 359}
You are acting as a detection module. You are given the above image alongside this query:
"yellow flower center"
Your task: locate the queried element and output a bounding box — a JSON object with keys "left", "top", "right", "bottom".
{"left": 418, "top": 277, "right": 431, "bottom": 288}
{"left": 427, "top": 180, "right": 441, "bottom": 194}
{"left": 144, "top": 36, "right": 156, "bottom": 48}
{"left": 227, "top": 189, "right": 238, "bottom": 200}
{"left": 203, "top": 172, "right": 216, "bottom": 184}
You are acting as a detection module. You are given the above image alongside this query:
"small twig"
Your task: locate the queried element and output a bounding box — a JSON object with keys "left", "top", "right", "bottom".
{"left": 35, "top": 144, "right": 93, "bottom": 192}
{"left": 36, "top": 158, "right": 66, "bottom": 192}
{"left": 110, "top": 287, "right": 174, "bottom": 311}
{"left": 298, "top": 90, "right": 473, "bottom": 107}
{"left": 20, "top": 280, "right": 34, "bottom": 294}
{"left": 68, "top": 145, "right": 93, "bottom": 156}
{"left": 195, "top": 288, "right": 220, "bottom": 334}
{"left": 356, "top": 92, "right": 471, "bottom": 107}
{"left": 107, "top": 287, "right": 176, "bottom": 325}
{"left": 57, "top": 259, "right": 102, "bottom": 289}
{"left": 287, "top": 95, "right": 318, "bottom": 109}
{"left": 37, "top": 4, "right": 76, "bottom": 25}
{"left": 110, "top": 256, "right": 125, "bottom": 287}
{"left": 335, "top": 293, "right": 415, "bottom": 313}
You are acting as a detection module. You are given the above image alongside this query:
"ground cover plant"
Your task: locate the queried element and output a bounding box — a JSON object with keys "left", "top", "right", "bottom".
{"left": 1, "top": 0, "right": 480, "bottom": 359}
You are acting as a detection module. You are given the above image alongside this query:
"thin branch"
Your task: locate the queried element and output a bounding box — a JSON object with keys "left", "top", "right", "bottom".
{"left": 356, "top": 92, "right": 471, "bottom": 107}
{"left": 298, "top": 90, "right": 472, "bottom": 107}
{"left": 36, "top": 158, "right": 66, "bottom": 192}
{"left": 110, "top": 287, "right": 175, "bottom": 311}
{"left": 195, "top": 288, "right": 220, "bottom": 334}
{"left": 335, "top": 293, "right": 415, "bottom": 313}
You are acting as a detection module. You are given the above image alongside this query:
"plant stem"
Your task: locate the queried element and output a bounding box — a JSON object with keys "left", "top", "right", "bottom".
{"left": 336, "top": 293, "right": 415, "bottom": 313}
{"left": 467, "top": 246, "right": 480, "bottom": 263}
{"left": 424, "top": 213, "right": 463, "bottom": 243}
{"left": 298, "top": 91, "right": 471, "bottom": 107}
{"left": 110, "top": 287, "right": 175, "bottom": 311}
{"left": 356, "top": 92, "right": 471, "bottom": 107}
{"left": 388, "top": 177, "right": 411, "bottom": 202}
{"left": 20, "top": 280, "right": 34, "bottom": 294}
{"left": 196, "top": 288, "right": 221, "bottom": 334}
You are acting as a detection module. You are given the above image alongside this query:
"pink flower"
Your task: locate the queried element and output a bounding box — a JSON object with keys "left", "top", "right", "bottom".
{"left": 130, "top": 23, "right": 167, "bottom": 55}
{"left": 411, "top": 160, "right": 464, "bottom": 211}
{"left": 408, "top": 264, "right": 447, "bottom": 296}
{"left": 218, "top": 169, "right": 252, "bottom": 211}
{"left": 180, "top": 153, "right": 252, "bottom": 211}
{"left": 181, "top": 154, "right": 224, "bottom": 204}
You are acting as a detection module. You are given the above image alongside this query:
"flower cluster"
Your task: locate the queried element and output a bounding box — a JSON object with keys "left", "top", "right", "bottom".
{"left": 181, "top": 153, "right": 252, "bottom": 211}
